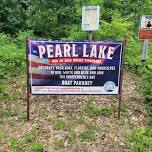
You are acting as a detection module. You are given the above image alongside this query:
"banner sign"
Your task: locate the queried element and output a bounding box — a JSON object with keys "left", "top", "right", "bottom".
{"left": 139, "top": 15, "right": 152, "bottom": 39}
{"left": 27, "top": 40, "right": 123, "bottom": 95}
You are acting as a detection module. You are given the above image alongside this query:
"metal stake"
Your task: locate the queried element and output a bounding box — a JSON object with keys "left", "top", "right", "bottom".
{"left": 118, "top": 41, "right": 126, "bottom": 119}
{"left": 26, "top": 38, "right": 30, "bottom": 121}
{"left": 141, "top": 39, "right": 149, "bottom": 62}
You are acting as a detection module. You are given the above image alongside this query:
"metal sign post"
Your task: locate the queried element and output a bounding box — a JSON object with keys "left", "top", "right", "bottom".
{"left": 118, "top": 41, "right": 126, "bottom": 119}
{"left": 26, "top": 38, "right": 30, "bottom": 121}
{"left": 88, "top": 31, "right": 93, "bottom": 41}
{"left": 141, "top": 39, "right": 149, "bottom": 62}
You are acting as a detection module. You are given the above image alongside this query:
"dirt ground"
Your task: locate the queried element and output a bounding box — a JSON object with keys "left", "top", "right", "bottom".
{"left": 0, "top": 71, "right": 147, "bottom": 152}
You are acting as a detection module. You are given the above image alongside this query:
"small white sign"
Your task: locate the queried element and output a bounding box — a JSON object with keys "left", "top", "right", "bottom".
{"left": 140, "top": 15, "right": 152, "bottom": 29}
{"left": 82, "top": 6, "right": 100, "bottom": 31}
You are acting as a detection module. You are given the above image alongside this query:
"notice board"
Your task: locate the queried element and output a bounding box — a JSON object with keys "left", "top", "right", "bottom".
{"left": 139, "top": 15, "right": 152, "bottom": 39}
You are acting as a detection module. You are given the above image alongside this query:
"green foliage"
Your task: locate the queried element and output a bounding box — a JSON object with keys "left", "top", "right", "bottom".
{"left": 19, "top": 112, "right": 27, "bottom": 121}
{"left": 10, "top": 133, "right": 44, "bottom": 151}
{"left": 95, "top": 13, "right": 131, "bottom": 41}
{"left": 0, "top": 31, "right": 36, "bottom": 93}
{"left": 84, "top": 100, "right": 113, "bottom": 118}
{"left": 0, "top": 0, "right": 151, "bottom": 40}
{"left": 79, "top": 124, "right": 96, "bottom": 142}
{"left": 14, "top": 30, "right": 37, "bottom": 48}
{"left": 142, "top": 79, "right": 152, "bottom": 102}
{"left": 0, "top": 33, "right": 26, "bottom": 80}
{"left": 31, "top": 143, "right": 44, "bottom": 152}
{"left": 26, "top": 0, "right": 81, "bottom": 38}
{"left": 53, "top": 119, "right": 66, "bottom": 130}
{"left": 0, "top": 0, "right": 28, "bottom": 34}
{"left": 0, "top": 44, "right": 25, "bottom": 79}
{"left": 10, "top": 137, "right": 25, "bottom": 151}
{"left": 68, "top": 131, "right": 77, "bottom": 145}
{"left": 65, "top": 25, "right": 88, "bottom": 40}
{"left": 0, "top": 107, "right": 12, "bottom": 118}
{"left": 27, "top": 132, "right": 34, "bottom": 142}
{"left": 145, "top": 128, "right": 152, "bottom": 136}
{"left": 0, "top": 33, "right": 12, "bottom": 45}
{"left": 67, "top": 12, "right": 131, "bottom": 41}
{"left": 121, "top": 0, "right": 152, "bottom": 32}
{"left": 125, "top": 39, "right": 152, "bottom": 127}
{"left": 145, "top": 102, "right": 152, "bottom": 126}
{"left": 126, "top": 127, "right": 152, "bottom": 152}
{"left": 54, "top": 138, "right": 65, "bottom": 149}
{"left": 70, "top": 113, "right": 85, "bottom": 125}
{"left": 0, "top": 81, "right": 6, "bottom": 95}
{"left": 128, "top": 127, "right": 145, "bottom": 152}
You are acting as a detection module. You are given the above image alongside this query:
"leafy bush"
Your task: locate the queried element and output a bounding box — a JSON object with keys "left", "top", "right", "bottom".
{"left": 14, "top": 30, "right": 37, "bottom": 48}
{"left": 0, "top": 33, "right": 12, "bottom": 45}
{"left": 142, "top": 71, "right": 152, "bottom": 101}
{"left": 0, "top": 31, "right": 37, "bottom": 81}
{"left": 67, "top": 12, "right": 131, "bottom": 42}
{"left": 126, "top": 127, "right": 152, "bottom": 152}
{"left": 0, "top": 41, "right": 25, "bottom": 79}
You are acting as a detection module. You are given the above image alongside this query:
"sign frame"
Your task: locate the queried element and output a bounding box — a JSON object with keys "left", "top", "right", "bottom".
{"left": 82, "top": 6, "right": 100, "bottom": 31}
{"left": 26, "top": 39, "right": 125, "bottom": 121}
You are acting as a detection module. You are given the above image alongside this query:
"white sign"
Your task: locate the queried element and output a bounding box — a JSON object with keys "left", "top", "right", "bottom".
{"left": 82, "top": 6, "right": 100, "bottom": 31}
{"left": 140, "top": 15, "right": 152, "bottom": 29}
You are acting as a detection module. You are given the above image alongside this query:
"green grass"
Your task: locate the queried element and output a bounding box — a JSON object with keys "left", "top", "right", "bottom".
{"left": 27, "top": 132, "right": 34, "bottom": 143}
{"left": 79, "top": 124, "right": 96, "bottom": 142}
{"left": 0, "top": 107, "right": 12, "bottom": 118}
{"left": 10, "top": 132, "right": 44, "bottom": 152}
{"left": 83, "top": 100, "right": 113, "bottom": 118}
{"left": 68, "top": 131, "right": 77, "bottom": 145}
{"left": 54, "top": 138, "right": 65, "bottom": 149}
{"left": 70, "top": 113, "right": 85, "bottom": 126}
{"left": 125, "top": 127, "right": 152, "bottom": 152}
{"left": 31, "top": 143, "right": 44, "bottom": 152}
{"left": 0, "top": 134, "right": 5, "bottom": 145}
{"left": 53, "top": 119, "right": 66, "bottom": 130}
{"left": 10, "top": 137, "right": 26, "bottom": 151}
{"left": 52, "top": 99, "right": 109, "bottom": 147}
{"left": 19, "top": 112, "right": 26, "bottom": 121}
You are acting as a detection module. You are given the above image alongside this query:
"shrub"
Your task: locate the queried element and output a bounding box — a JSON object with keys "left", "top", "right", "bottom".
{"left": 0, "top": 42, "right": 25, "bottom": 79}
{"left": 126, "top": 127, "right": 152, "bottom": 152}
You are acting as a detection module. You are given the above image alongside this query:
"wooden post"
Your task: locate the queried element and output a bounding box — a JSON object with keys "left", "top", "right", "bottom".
{"left": 26, "top": 38, "right": 30, "bottom": 121}
{"left": 118, "top": 40, "right": 126, "bottom": 119}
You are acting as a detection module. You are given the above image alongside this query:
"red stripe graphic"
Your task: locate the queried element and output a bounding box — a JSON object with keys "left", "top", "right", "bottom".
{"left": 30, "top": 61, "right": 49, "bottom": 67}
{"left": 31, "top": 73, "right": 52, "bottom": 79}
